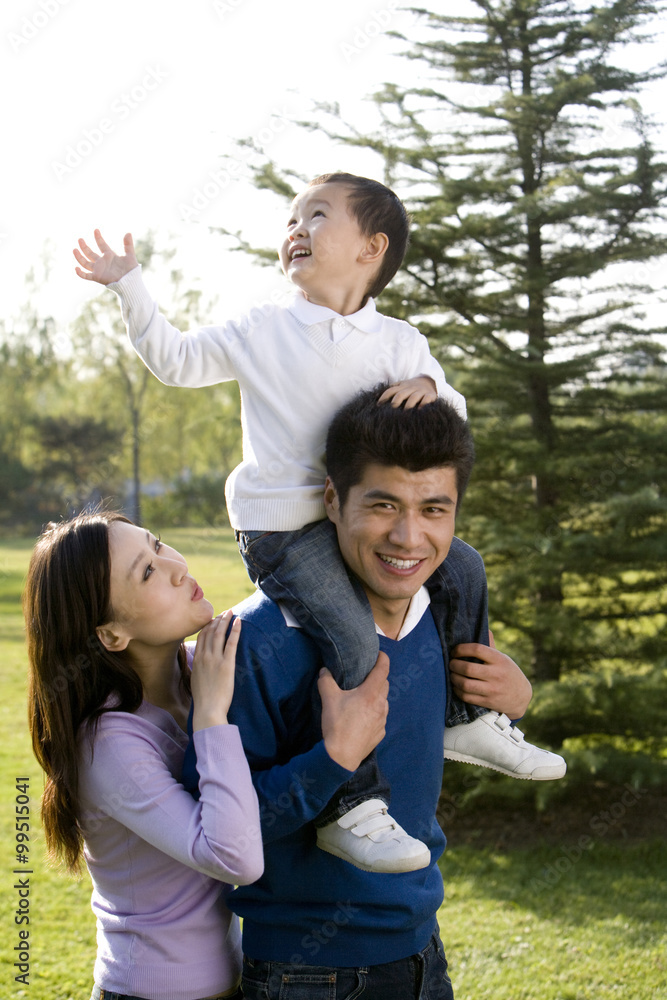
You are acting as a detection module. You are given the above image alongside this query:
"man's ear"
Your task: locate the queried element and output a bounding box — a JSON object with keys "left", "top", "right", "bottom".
{"left": 323, "top": 476, "right": 341, "bottom": 523}
{"left": 359, "top": 232, "right": 388, "bottom": 264}
{"left": 96, "top": 623, "right": 131, "bottom": 652}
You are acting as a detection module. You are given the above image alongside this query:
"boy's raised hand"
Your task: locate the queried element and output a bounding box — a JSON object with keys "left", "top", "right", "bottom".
{"left": 378, "top": 375, "right": 438, "bottom": 409}
{"left": 74, "top": 229, "right": 137, "bottom": 285}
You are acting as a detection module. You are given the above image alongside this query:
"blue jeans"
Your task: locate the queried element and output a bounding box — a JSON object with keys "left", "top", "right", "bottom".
{"left": 237, "top": 521, "right": 489, "bottom": 825}
{"left": 241, "top": 931, "right": 454, "bottom": 999}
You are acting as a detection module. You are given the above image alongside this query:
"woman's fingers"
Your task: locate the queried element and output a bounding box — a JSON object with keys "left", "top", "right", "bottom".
{"left": 195, "top": 610, "right": 240, "bottom": 659}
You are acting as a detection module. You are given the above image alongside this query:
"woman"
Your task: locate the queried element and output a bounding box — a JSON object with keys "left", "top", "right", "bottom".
{"left": 25, "top": 511, "right": 263, "bottom": 1000}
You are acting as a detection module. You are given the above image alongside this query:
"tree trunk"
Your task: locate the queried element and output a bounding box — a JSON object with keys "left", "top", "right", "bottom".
{"left": 130, "top": 403, "right": 141, "bottom": 525}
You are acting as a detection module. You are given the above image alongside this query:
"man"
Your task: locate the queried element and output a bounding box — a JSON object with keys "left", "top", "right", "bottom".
{"left": 186, "top": 385, "right": 534, "bottom": 999}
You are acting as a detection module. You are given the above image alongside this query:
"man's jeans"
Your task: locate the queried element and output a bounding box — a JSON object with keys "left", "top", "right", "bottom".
{"left": 240, "top": 932, "right": 454, "bottom": 999}
{"left": 237, "top": 521, "right": 489, "bottom": 825}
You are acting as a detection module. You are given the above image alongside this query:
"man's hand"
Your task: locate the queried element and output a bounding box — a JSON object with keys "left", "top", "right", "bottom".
{"left": 449, "top": 633, "right": 532, "bottom": 720}
{"left": 377, "top": 376, "right": 438, "bottom": 409}
{"left": 73, "top": 229, "right": 138, "bottom": 285}
{"left": 318, "top": 652, "right": 390, "bottom": 771}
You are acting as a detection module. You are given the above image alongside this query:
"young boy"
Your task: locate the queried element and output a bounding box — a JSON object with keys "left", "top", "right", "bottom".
{"left": 74, "top": 172, "right": 565, "bottom": 874}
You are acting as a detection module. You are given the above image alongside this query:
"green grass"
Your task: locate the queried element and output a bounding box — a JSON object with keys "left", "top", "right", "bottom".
{"left": 1, "top": 530, "right": 664, "bottom": 999}
{"left": 441, "top": 842, "right": 665, "bottom": 999}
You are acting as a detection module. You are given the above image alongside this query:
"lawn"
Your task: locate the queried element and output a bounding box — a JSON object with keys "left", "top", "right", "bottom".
{"left": 0, "top": 529, "right": 664, "bottom": 999}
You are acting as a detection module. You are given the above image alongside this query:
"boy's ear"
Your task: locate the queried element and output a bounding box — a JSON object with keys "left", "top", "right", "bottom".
{"left": 96, "top": 623, "right": 131, "bottom": 652}
{"left": 359, "top": 232, "right": 389, "bottom": 264}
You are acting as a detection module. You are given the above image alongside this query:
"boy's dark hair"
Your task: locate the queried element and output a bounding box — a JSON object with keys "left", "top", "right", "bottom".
{"left": 308, "top": 172, "right": 410, "bottom": 300}
{"left": 326, "top": 384, "right": 475, "bottom": 511}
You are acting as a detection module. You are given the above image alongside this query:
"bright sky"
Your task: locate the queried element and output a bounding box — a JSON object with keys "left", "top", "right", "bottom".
{"left": 2, "top": 0, "right": 666, "bottom": 334}
{"left": 1, "top": 0, "right": 420, "bottom": 329}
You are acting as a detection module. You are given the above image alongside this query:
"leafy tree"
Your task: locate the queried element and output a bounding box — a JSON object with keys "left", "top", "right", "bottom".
{"left": 27, "top": 414, "right": 123, "bottom": 515}
{"left": 0, "top": 275, "right": 77, "bottom": 528}
{"left": 0, "top": 245, "right": 242, "bottom": 532}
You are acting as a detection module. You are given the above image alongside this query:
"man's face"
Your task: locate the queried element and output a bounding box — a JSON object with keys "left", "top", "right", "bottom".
{"left": 324, "top": 463, "right": 458, "bottom": 633}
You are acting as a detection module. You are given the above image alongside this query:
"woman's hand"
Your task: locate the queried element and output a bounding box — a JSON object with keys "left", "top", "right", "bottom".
{"left": 191, "top": 611, "right": 242, "bottom": 731}
{"left": 73, "top": 229, "right": 138, "bottom": 285}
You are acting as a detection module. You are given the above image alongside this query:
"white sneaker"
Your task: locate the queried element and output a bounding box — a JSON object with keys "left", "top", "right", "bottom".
{"left": 316, "top": 799, "right": 431, "bottom": 873}
{"left": 443, "top": 712, "right": 567, "bottom": 780}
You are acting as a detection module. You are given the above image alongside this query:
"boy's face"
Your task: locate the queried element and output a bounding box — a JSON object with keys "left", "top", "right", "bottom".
{"left": 279, "top": 183, "right": 383, "bottom": 313}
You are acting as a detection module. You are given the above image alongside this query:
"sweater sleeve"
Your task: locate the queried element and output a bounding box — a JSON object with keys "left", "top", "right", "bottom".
{"left": 79, "top": 716, "right": 263, "bottom": 885}
{"left": 384, "top": 313, "right": 466, "bottom": 419}
{"left": 108, "top": 266, "right": 249, "bottom": 388}
{"left": 410, "top": 329, "right": 467, "bottom": 419}
{"left": 227, "top": 614, "right": 354, "bottom": 844}
{"left": 252, "top": 741, "right": 353, "bottom": 844}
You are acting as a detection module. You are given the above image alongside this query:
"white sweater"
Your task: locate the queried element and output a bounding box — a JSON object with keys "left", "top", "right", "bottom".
{"left": 111, "top": 267, "right": 467, "bottom": 531}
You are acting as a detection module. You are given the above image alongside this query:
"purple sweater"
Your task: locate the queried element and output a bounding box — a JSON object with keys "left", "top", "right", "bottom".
{"left": 77, "top": 700, "right": 263, "bottom": 1000}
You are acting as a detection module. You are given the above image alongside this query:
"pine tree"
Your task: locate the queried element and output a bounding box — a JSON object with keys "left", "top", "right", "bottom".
{"left": 299, "top": 0, "right": 667, "bottom": 694}
{"left": 236, "top": 2, "right": 667, "bottom": 775}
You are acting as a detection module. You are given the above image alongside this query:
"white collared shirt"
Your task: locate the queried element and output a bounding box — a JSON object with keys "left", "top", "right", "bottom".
{"left": 280, "top": 586, "right": 431, "bottom": 641}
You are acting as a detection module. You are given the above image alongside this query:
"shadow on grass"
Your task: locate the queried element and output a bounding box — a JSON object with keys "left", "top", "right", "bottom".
{"left": 441, "top": 840, "right": 664, "bottom": 939}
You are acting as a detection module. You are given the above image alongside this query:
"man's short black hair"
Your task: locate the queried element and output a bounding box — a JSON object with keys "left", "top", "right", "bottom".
{"left": 308, "top": 172, "right": 410, "bottom": 300}
{"left": 326, "top": 384, "right": 475, "bottom": 511}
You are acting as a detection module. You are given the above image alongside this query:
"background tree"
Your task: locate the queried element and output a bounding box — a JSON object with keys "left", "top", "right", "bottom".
{"left": 72, "top": 235, "right": 164, "bottom": 525}
{"left": 0, "top": 266, "right": 75, "bottom": 528}
{"left": 370, "top": 0, "right": 667, "bottom": 685}
{"left": 71, "top": 236, "right": 242, "bottom": 528}
{"left": 236, "top": 0, "right": 667, "bottom": 789}
{"left": 27, "top": 415, "right": 123, "bottom": 515}
{"left": 0, "top": 240, "right": 242, "bottom": 533}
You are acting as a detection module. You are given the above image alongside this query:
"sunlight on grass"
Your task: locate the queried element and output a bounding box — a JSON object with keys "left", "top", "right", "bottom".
{"left": 440, "top": 843, "right": 665, "bottom": 999}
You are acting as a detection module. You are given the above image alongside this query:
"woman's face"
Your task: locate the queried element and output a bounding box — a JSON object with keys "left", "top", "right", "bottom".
{"left": 105, "top": 521, "right": 214, "bottom": 647}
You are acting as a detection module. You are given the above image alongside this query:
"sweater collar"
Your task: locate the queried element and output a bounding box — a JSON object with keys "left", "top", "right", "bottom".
{"left": 286, "top": 290, "right": 383, "bottom": 334}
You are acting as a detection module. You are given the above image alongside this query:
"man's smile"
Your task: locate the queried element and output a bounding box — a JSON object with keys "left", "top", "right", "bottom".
{"left": 377, "top": 555, "right": 423, "bottom": 571}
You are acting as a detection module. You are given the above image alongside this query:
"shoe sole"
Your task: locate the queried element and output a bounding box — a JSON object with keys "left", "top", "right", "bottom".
{"left": 317, "top": 842, "right": 431, "bottom": 873}
{"left": 442, "top": 751, "right": 567, "bottom": 780}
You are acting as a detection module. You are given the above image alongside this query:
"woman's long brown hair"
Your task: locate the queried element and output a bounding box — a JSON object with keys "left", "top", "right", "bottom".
{"left": 24, "top": 512, "right": 189, "bottom": 872}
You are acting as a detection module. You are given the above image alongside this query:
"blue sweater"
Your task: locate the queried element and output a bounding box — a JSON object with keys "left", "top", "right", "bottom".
{"left": 183, "top": 591, "right": 449, "bottom": 966}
